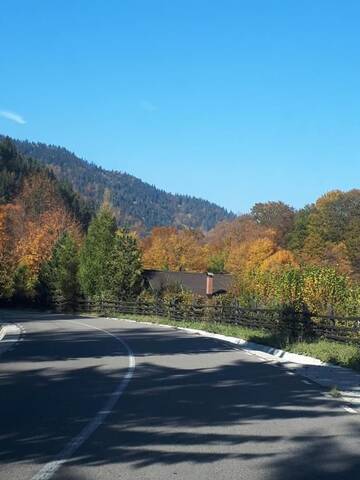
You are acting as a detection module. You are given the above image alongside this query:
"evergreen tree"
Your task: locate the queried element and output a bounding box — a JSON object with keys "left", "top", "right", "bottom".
{"left": 13, "top": 264, "right": 37, "bottom": 302}
{"left": 42, "top": 232, "right": 80, "bottom": 305}
{"left": 0, "top": 261, "right": 15, "bottom": 300}
{"left": 286, "top": 205, "right": 313, "bottom": 252}
{"left": 79, "top": 205, "right": 117, "bottom": 298}
{"left": 108, "top": 229, "right": 143, "bottom": 299}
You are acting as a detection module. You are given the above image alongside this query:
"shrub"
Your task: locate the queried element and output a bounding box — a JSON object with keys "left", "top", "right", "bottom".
{"left": 234, "top": 265, "right": 360, "bottom": 316}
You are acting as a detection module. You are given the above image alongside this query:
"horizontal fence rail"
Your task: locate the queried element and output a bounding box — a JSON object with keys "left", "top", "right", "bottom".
{"left": 52, "top": 298, "right": 360, "bottom": 344}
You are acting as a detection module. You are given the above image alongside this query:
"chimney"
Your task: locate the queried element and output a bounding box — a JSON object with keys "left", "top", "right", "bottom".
{"left": 206, "top": 272, "right": 214, "bottom": 297}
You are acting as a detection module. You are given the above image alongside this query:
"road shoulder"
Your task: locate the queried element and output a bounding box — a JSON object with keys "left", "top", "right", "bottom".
{"left": 114, "top": 316, "right": 360, "bottom": 410}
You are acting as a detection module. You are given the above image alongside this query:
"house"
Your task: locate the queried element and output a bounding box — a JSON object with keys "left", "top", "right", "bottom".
{"left": 142, "top": 270, "right": 233, "bottom": 297}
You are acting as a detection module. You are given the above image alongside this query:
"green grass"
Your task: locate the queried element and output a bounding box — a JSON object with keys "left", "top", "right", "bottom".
{"left": 287, "top": 340, "right": 360, "bottom": 371}
{"left": 85, "top": 311, "right": 360, "bottom": 372}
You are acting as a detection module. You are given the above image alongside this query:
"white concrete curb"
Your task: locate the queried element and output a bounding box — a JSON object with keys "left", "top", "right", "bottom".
{"left": 115, "top": 317, "right": 324, "bottom": 365}
{"left": 0, "top": 323, "right": 22, "bottom": 356}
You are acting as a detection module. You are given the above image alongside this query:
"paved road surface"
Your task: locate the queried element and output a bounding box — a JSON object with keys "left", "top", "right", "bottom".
{"left": 0, "top": 310, "right": 359, "bottom": 480}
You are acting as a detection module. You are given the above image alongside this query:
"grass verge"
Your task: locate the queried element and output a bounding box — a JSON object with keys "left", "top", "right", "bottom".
{"left": 86, "top": 311, "right": 360, "bottom": 372}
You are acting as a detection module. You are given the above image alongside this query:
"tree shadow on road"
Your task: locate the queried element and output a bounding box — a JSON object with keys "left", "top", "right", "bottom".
{"left": 0, "top": 310, "right": 359, "bottom": 479}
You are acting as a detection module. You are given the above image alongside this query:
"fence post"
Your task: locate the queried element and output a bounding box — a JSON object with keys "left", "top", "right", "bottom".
{"left": 299, "top": 308, "right": 313, "bottom": 341}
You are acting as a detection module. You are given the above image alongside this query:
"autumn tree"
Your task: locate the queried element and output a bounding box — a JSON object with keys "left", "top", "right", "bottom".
{"left": 142, "top": 227, "right": 207, "bottom": 272}
{"left": 17, "top": 207, "right": 79, "bottom": 268}
{"left": 251, "top": 201, "right": 295, "bottom": 245}
{"left": 142, "top": 227, "right": 177, "bottom": 270}
{"left": 308, "top": 190, "right": 359, "bottom": 243}
{"left": 207, "top": 215, "right": 276, "bottom": 251}
{"left": 260, "top": 249, "right": 299, "bottom": 272}
{"left": 170, "top": 229, "right": 207, "bottom": 271}
{"left": 0, "top": 140, "right": 97, "bottom": 304}
{"left": 292, "top": 190, "right": 360, "bottom": 277}
{"left": 0, "top": 165, "right": 82, "bottom": 300}
{"left": 205, "top": 215, "right": 277, "bottom": 273}
{"left": 0, "top": 205, "right": 16, "bottom": 298}
{"left": 225, "top": 238, "right": 278, "bottom": 274}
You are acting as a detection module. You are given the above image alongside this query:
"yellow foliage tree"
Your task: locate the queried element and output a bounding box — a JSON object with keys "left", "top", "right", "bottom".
{"left": 225, "top": 238, "right": 277, "bottom": 274}
{"left": 260, "top": 249, "right": 299, "bottom": 272}
{"left": 142, "top": 227, "right": 207, "bottom": 271}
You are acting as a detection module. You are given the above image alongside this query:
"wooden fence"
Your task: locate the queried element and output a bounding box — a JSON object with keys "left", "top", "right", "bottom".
{"left": 53, "top": 298, "right": 360, "bottom": 344}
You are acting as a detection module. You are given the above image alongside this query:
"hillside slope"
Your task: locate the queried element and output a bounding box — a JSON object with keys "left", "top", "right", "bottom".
{"left": 0, "top": 137, "right": 94, "bottom": 300}
{"left": 2, "top": 136, "right": 234, "bottom": 231}
{"left": 0, "top": 137, "right": 93, "bottom": 228}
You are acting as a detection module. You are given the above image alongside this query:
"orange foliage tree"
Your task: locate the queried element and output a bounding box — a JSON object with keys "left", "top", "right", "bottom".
{"left": 260, "top": 249, "right": 299, "bottom": 272}
{"left": 0, "top": 203, "right": 28, "bottom": 297}
{"left": 225, "top": 238, "right": 277, "bottom": 274}
{"left": 15, "top": 207, "right": 81, "bottom": 283}
{"left": 0, "top": 172, "right": 82, "bottom": 298}
{"left": 205, "top": 215, "right": 277, "bottom": 271}
{"left": 142, "top": 227, "right": 208, "bottom": 271}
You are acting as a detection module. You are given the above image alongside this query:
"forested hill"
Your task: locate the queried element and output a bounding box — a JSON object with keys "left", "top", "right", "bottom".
{"left": 0, "top": 138, "right": 93, "bottom": 229}
{"left": 2, "top": 136, "right": 235, "bottom": 231}
{"left": 0, "top": 137, "right": 94, "bottom": 299}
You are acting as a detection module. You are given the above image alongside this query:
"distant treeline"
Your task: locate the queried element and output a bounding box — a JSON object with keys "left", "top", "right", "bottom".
{"left": 141, "top": 193, "right": 360, "bottom": 282}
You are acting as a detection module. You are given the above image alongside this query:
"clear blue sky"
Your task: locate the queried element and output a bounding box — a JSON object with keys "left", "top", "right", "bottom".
{"left": 1, "top": 0, "right": 360, "bottom": 214}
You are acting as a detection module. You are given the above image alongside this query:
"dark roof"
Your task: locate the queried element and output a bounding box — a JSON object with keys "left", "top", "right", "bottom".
{"left": 143, "top": 270, "right": 233, "bottom": 296}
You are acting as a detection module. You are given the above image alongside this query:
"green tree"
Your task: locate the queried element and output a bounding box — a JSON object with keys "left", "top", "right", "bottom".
{"left": 345, "top": 218, "right": 360, "bottom": 277}
{"left": 309, "top": 190, "right": 360, "bottom": 243}
{"left": 12, "top": 265, "right": 35, "bottom": 302}
{"left": 42, "top": 232, "right": 80, "bottom": 305}
{"left": 251, "top": 201, "right": 295, "bottom": 244}
{"left": 286, "top": 205, "right": 313, "bottom": 252}
{"left": 108, "top": 229, "right": 142, "bottom": 299}
{"left": 207, "top": 252, "right": 226, "bottom": 273}
{"left": 79, "top": 205, "right": 117, "bottom": 298}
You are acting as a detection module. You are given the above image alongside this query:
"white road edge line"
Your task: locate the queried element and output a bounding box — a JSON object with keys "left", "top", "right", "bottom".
{"left": 30, "top": 320, "right": 135, "bottom": 480}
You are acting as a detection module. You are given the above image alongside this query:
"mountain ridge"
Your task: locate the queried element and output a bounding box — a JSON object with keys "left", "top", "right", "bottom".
{"left": 1, "top": 135, "right": 235, "bottom": 232}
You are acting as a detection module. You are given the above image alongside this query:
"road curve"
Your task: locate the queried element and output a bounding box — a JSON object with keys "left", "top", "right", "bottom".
{"left": 0, "top": 310, "right": 359, "bottom": 480}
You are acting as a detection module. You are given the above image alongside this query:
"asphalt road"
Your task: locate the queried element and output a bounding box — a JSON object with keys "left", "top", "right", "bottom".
{"left": 0, "top": 310, "right": 359, "bottom": 480}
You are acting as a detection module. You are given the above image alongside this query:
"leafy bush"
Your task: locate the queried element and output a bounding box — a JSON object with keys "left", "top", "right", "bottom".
{"left": 234, "top": 265, "right": 360, "bottom": 317}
